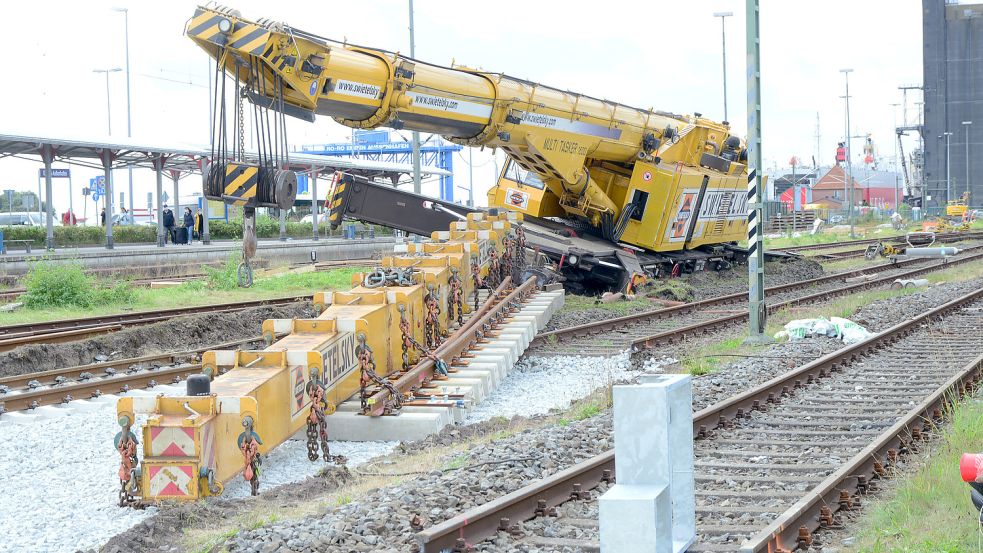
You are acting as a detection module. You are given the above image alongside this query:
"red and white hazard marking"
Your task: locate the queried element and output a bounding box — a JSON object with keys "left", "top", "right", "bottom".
{"left": 148, "top": 464, "right": 195, "bottom": 497}
{"left": 150, "top": 426, "right": 196, "bottom": 457}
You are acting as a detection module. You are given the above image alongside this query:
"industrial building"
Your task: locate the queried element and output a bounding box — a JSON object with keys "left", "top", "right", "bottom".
{"left": 922, "top": 0, "right": 983, "bottom": 209}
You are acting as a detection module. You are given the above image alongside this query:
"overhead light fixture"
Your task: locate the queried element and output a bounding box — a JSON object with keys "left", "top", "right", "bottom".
{"left": 218, "top": 18, "right": 232, "bottom": 33}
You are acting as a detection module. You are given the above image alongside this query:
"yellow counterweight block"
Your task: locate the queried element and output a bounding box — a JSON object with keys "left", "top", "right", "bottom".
{"left": 319, "top": 285, "right": 427, "bottom": 378}
{"left": 616, "top": 161, "right": 748, "bottom": 253}
{"left": 399, "top": 241, "right": 474, "bottom": 316}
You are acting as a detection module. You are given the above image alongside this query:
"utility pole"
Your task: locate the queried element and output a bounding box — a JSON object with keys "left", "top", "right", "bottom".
{"left": 745, "top": 0, "right": 768, "bottom": 343}
{"left": 890, "top": 102, "right": 900, "bottom": 210}
{"left": 714, "top": 11, "right": 733, "bottom": 122}
{"left": 964, "top": 121, "right": 972, "bottom": 200}
{"left": 408, "top": 0, "right": 422, "bottom": 194}
{"left": 113, "top": 7, "right": 135, "bottom": 219}
{"left": 840, "top": 68, "right": 855, "bottom": 238}
{"left": 943, "top": 132, "right": 953, "bottom": 203}
{"left": 814, "top": 112, "right": 821, "bottom": 167}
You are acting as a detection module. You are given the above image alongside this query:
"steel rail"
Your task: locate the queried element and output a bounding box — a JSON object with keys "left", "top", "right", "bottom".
{"left": 777, "top": 230, "right": 982, "bottom": 253}
{"left": 364, "top": 276, "right": 538, "bottom": 416}
{"left": 0, "top": 295, "right": 309, "bottom": 343}
{"left": 630, "top": 250, "right": 983, "bottom": 351}
{"left": 739, "top": 354, "right": 983, "bottom": 552}
{"left": 0, "top": 335, "right": 267, "bottom": 391}
{"left": 417, "top": 283, "right": 983, "bottom": 552}
{"left": 0, "top": 363, "right": 203, "bottom": 413}
{"left": 534, "top": 243, "right": 983, "bottom": 347}
{"left": 0, "top": 335, "right": 270, "bottom": 414}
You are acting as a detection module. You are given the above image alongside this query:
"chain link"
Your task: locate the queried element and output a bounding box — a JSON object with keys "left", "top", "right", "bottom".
{"left": 424, "top": 290, "right": 442, "bottom": 349}
{"left": 116, "top": 428, "right": 139, "bottom": 507}
{"left": 358, "top": 337, "right": 404, "bottom": 415}
{"left": 448, "top": 269, "right": 464, "bottom": 326}
{"left": 471, "top": 255, "right": 483, "bottom": 311}
{"left": 237, "top": 90, "right": 245, "bottom": 162}
{"left": 306, "top": 379, "right": 346, "bottom": 464}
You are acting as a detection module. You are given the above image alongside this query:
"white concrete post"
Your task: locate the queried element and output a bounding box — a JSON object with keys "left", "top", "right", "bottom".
{"left": 599, "top": 374, "right": 695, "bottom": 553}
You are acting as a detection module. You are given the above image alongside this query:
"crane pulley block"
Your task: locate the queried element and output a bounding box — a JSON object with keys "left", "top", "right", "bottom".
{"left": 204, "top": 162, "right": 297, "bottom": 209}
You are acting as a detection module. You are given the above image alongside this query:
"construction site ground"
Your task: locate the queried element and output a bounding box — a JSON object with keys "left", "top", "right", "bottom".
{"left": 42, "top": 253, "right": 983, "bottom": 552}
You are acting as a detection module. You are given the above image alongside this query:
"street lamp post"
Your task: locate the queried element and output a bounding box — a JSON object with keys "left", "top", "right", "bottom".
{"left": 963, "top": 121, "right": 972, "bottom": 201}
{"left": 713, "top": 11, "right": 733, "bottom": 122}
{"left": 112, "top": 7, "right": 135, "bottom": 219}
{"left": 93, "top": 68, "right": 122, "bottom": 135}
{"left": 408, "top": 0, "right": 422, "bottom": 194}
{"left": 840, "top": 68, "right": 855, "bottom": 238}
{"left": 94, "top": 67, "right": 121, "bottom": 225}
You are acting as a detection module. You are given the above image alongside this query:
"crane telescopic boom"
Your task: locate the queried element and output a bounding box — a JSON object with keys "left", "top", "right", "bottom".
{"left": 189, "top": 5, "right": 753, "bottom": 288}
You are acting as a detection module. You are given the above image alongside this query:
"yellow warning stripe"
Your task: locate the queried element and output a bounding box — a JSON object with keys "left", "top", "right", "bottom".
{"left": 224, "top": 167, "right": 258, "bottom": 196}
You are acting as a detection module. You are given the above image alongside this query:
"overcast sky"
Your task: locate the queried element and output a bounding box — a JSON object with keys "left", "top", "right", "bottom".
{"left": 0, "top": 0, "right": 924, "bottom": 218}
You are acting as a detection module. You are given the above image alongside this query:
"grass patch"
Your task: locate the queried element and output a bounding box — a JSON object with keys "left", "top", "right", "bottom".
{"left": 849, "top": 398, "right": 983, "bottom": 552}
{"left": 559, "top": 293, "right": 642, "bottom": 315}
{"left": 2, "top": 264, "right": 368, "bottom": 326}
{"left": 443, "top": 454, "right": 468, "bottom": 471}
{"left": 20, "top": 258, "right": 136, "bottom": 309}
{"left": 648, "top": 279, "right": 694, "bottom": 302}
{"left": 763, "top": 229, "right": 893, "bottom": 249}
{"left": 677, "top": 336, "right": 750, "bottom": 376}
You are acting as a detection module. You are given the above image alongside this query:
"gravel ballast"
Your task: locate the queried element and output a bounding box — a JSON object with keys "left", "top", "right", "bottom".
{"left": 191, "top": 273, "right": 983, "bottom": 553}
{"left": 0, "top": 384, "right": 392, "bottom": 553}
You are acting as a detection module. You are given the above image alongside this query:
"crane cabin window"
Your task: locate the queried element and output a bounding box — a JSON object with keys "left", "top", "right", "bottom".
{"left": 502, "top": 160, "right": 546, "bottom": 190}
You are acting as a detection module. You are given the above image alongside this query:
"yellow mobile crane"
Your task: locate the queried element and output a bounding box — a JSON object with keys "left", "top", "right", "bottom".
{"left": 189, "top": 5, "right": 752, "bottom": 291}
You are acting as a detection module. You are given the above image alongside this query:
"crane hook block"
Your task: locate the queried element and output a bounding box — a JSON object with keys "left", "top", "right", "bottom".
{"left": 206, "top": 162, "right": 297, "bottom": 210}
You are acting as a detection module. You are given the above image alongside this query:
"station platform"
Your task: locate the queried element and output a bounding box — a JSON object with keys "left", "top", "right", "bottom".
{"left": 0, "top": 236, "right": 396, "bottom": 277}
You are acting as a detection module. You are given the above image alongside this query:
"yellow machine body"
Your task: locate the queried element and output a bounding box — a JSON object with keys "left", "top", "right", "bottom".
{"left": 116, "top": 212, "right": 517, "bottom": 502}
{"left": 188, "top": 5, "right": 748, "bottom": 260}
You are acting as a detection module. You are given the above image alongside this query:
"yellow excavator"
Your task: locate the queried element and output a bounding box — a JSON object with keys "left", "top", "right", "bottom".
{"left": 189, "top": 5, "right": 755, "bottom": 291}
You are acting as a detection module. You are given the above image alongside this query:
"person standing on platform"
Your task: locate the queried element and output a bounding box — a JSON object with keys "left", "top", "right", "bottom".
{"left": 100, "top": 208, "right": 106, "bottom": 226}
{"left": 162, "top": 204, "right": 175, "bottom": 244}
{"left": 194, "top": 208, "right": 204, "bottom": 244}
{"left": 183, "top": 207, "right": 194, "bottom": 246}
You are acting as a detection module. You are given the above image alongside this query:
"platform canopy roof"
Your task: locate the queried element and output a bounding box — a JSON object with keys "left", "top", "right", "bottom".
{"left": 0, "top": 131, "right": 452, "bottom": 180}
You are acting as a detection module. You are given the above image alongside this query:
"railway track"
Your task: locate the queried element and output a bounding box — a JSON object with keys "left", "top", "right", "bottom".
{"left": 0, "top": 335, "right": 270, "bottom": 415}
{"left": 778, "top": 230, "right": 983, "bottom": 255}
{"left": 418, "top": 283, "right": 983, "bottom": 552}
{"left": 530, "top": 246, "right": 983, "bottom": 356}
{"left": 0, "top": 296, "right": 309, "bottom": 352}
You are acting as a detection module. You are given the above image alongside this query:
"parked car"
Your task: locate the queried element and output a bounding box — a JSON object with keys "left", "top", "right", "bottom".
{"left": 0, "top": 212, "right": 51, "bottom": 226}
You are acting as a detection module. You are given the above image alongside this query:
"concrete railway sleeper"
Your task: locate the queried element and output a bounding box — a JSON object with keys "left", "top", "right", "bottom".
{"left": 417, "top": 283, "right": 983, "bottom": 552}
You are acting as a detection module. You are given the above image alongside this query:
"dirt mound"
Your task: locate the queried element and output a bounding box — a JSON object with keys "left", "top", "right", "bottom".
{"left": 0, "top": 303, "right": 312, "bottom": 378}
